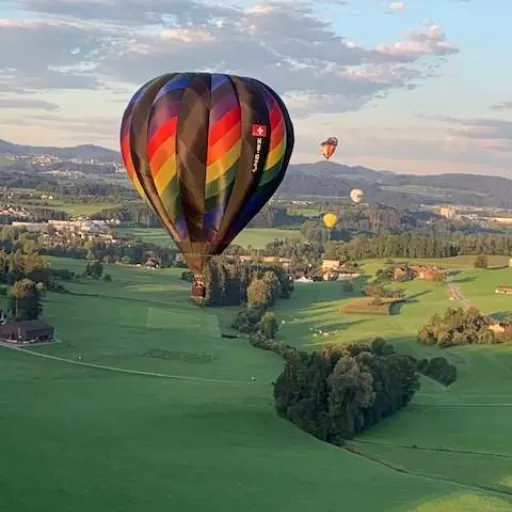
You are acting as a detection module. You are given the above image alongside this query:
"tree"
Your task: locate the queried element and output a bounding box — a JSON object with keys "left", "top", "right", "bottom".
{"left": 327, "top": 356, "right": 375, "bottom": 439}
{"left": 473, "top": 254, "right": 488, "bottom": 269}
{"left": 9, "top": 278, "right": 42, "bottom": 321}
{"left": 84, "top": 260, "right": 104, "bottom": 279}
{"left": 247, "top": 278, "right": 270, "bottom": 309}
{"left": 258, "top": 312, "right": 279, "bottom": 339}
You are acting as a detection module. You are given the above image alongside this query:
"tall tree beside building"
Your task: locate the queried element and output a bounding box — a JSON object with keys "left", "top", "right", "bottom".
{"left": 9, "top": 278, "right": 43, "bottom": 321}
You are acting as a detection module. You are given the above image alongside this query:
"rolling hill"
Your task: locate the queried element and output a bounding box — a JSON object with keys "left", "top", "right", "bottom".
{"left": 1, "top": 138, "right": 512, "bottom": 207}
{"left": 0, "top": 139, "right": 119, "bottom": 162}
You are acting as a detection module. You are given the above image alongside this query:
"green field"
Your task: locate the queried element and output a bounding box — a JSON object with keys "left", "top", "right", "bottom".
{"left": 275, "top": 263, "right": 512, "bottom": 504}
{"left": 1, "top": 257, "right": 512, "bottom": 510}
{"left": 340, "top": 296, "right": 403, "bottom": 315}
{"left": 287, "top": 207, "right": 321, "bottom": 217}
{"left": 380, "top": 184, "right": 489, "bottom": 200}
{"left": 11, "top": 198, "right": 121, "bottom": 216}
{"left": 116, "top": 227, "right": 304, "bottom": 249}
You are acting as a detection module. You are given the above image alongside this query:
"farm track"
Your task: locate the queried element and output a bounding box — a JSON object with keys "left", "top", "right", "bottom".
{"left": 447, "top": 281, "right": 475, "bottom": 309}
{"left": 344, "top": 443, "right": 512, "bottom": 500}
{"left": 354, "top": 438, "right": 512, "bottom": 459}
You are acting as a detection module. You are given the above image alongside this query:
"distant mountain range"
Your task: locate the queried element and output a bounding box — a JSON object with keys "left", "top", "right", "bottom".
{"left": 281, "top": 162, "right": 512, "bottom": 208}
{"left": 1, "top": 138, "right": 511, "bottom": 208}
{"left": 0, "top": 139, "right": 119, "bottom": 161}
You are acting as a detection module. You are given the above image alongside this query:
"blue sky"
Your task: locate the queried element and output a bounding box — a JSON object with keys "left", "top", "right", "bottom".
{"left": 0, "top": 0, "right": 510, "bottom": 177}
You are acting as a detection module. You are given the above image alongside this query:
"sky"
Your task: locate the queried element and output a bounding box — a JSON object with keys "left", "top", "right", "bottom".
{"left": 0, "top": 0, "right": 511, "bottom": 177}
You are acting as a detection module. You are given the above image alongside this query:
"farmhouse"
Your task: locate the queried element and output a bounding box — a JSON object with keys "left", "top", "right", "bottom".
{"left": 322, "top": 259, "right": 341, "bottom": 271}
{"left": 144, "top": 257, "right": 160, "bottom": 269}
{"left": 0, "top": 320, "right": 54, "bottom": 344}
{"left": 261, "top": 256, "right": 292, "bottom": 268}
{"left": 495, "top": 285, "right": 512, "bottom": 295}
{"left": 386, "top": 263, "right": 443, "bottom": 282}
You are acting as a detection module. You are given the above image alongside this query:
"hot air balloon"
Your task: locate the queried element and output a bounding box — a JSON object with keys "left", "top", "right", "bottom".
{"left": 322, "top": 212, "right": 337, "bottom": 229}
{"left": 350, "top": 188, "right": 364, "bottom": 203}
{"left": 320, "top": 136, "right": 338, "bottom": 160}
{"left": 120, "top": 72, "right": 294, "bottom": 299}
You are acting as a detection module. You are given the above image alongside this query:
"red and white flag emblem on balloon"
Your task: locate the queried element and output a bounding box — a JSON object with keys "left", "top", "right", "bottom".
{"left": 252, "top": 124, "right": 267, "bottom": 137}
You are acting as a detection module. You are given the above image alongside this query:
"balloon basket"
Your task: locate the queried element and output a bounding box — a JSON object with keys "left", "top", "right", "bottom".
{"left": 191, "top": 277, "right": 206, "bottom": 305}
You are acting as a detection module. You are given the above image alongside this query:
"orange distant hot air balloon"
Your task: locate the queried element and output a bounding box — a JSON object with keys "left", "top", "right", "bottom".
{"left": 320, "top": 136, "right": 338, "bottom": 160}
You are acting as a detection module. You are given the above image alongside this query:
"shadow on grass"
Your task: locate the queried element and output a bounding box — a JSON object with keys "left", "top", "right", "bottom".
{"left": 489, "top": 311, "right": 512, "bottom": 321}
{"left": 408, "top": 290, "right": 432, "bottom": 300}
{"left": 451, "top": 276, "right": 476, "bottom": 284}
{"left": 391, "top": 299, "right": 413, "bottom": 315}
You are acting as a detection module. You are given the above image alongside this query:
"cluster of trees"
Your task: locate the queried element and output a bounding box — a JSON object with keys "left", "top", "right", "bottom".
{"left": 301, "top": 204, "right": 418, "bottom": 243}
{"left": 417, "top": 357, "right": 457, "bottom": 386}
{"left": 322, "top": 232, "right": 512, "bottom": 261}
{"left": 0, "top": 249, "right": 51, "bottom": 321}
{"left": 273, "top": 338, "right": 420, "bottom": 444}
{"left": 473, "top": 254, "right": 489, "bottom": 268}
{"left": 83, "top": 260, "right": 112, "bottom": 281}
{"left": 91, "top": 203, "right": 161, "bottom": 226}
{"left": 0, "top": 248, "right": 52, "bottom": 289}
{"left": 248, "top": 205, "right": 306, "bottom": 229}
{"left": 376, "top": 263, "right": 416, "bottom": 283}
{"left": 363, "top": 284, "right": 405, "bottom": 299}
{"left": 417, "top": 307, "right": 506, "bottom": 347}
{"left": 38, "top": 182, "right": 137, "bottom": 201}
{"left": 232, "top": 307, "right": 296, "bottom": 358}
{"left": 0, "top": 208, "right": 69, "bottom": 225}
{"left": 203, "top": 260, "right": 293, "bottom": 307}
{"left": 8, "top": 278, "right": 44, "bottom": 321}
{"left": 0, "top": 226, "right": 179, "bottom": 268}
{"left": 0, "top": 170, "right": 52, "bottom": 189}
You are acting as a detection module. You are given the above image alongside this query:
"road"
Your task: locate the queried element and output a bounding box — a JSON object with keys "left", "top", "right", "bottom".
{"left": 446, "top": 280, "right": 474, "bottom": 309}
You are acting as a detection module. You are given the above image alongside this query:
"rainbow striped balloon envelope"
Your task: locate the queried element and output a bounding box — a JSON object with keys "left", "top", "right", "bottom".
{"left": 120, "top": 72, "right": 294, "bottom": 276}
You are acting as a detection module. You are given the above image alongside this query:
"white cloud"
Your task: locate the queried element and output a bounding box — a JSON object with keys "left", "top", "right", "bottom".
{"left": 491, "top": 101, "right": 512, "bottom": 111}
{"left": 376, "top": 23, "right": 458, "bottom": 59}
{"left": 389, "top": 2, "right": 405, "bottom": 10}
{"left": 4, "top": 0, "right": 458, "bottom": 115}
{"left": 0, "top": 0, "right": 469, "bottom": 172}
{"left": 0, "top": 98, "right": 59, "bottom": 110}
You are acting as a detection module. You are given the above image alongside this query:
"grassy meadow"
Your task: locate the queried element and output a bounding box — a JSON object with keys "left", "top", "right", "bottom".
{"left": 2, "top": 188, "right": 121, "bottom": 216}
{"left": 116, "top": 227, "right": 304, "bottom": 249}
{"left": 21, "top": 199, "right": 120, "bottom": 216}
{"left": 275, "top": 260, "right": 512, "bottom": 503}
{"left": 1, "top": 257, "right": 512, "bottom": 510}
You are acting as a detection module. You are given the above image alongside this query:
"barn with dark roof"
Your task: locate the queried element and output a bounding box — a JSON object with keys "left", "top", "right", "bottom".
{"left": 0, "top": 320, "right": 54, "bottom": 343}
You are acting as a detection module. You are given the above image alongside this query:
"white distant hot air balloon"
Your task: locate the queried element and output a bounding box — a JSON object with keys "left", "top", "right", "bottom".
{"left": 350, "top": 188, "right": 364, "bottom": 203}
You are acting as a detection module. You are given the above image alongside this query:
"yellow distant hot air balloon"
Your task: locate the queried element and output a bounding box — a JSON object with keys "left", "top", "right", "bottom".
{"left": 323, "top": 212, "right": 338, "bottom": 229}
{"left": 350, "top": 188, "right": 364, "bottom": 203}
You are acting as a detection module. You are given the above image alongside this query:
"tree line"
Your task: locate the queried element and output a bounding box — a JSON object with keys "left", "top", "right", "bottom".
{"left": 418, "top": 307, "right": 510, "bottom": 346}
{"left": 0, "top": 227, "right": 180, "bottom": 268}
{"left": 316, "top": 232, "right": 512, "bottom": 261}
{"left": 196, "top": 260, "right": 294, "bottom": 307}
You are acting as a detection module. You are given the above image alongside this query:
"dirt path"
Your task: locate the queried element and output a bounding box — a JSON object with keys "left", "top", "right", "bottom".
{"left": 446, "top": 281, "right": 475, "bottom": 309}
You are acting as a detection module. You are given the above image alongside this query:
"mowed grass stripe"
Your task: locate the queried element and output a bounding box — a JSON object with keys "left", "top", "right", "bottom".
{"left": 0, "top": 343, "right": 252, "bottom": 385}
